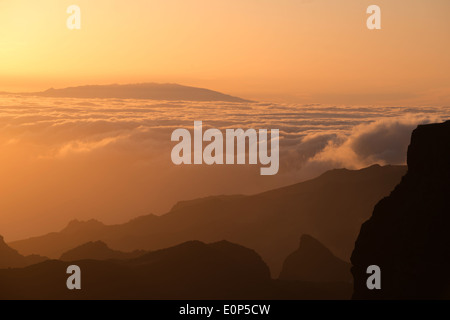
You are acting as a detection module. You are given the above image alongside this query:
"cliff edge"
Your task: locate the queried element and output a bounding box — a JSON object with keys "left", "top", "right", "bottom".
{"left": 352, "top": 120, "right": 450, "bottom": 299}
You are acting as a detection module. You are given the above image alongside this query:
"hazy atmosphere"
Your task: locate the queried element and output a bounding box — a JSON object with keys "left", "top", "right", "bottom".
{"left": 1, "top": 94, "right": 449, "bottom": 240}
{"left": 1, "top": 1, "right": 450, "bottom": 243}
{"left": 1, "top": 0, "right": 450, "bottom": 302}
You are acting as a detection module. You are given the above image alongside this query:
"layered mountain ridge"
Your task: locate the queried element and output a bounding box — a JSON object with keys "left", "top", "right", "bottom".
{"left": 60, "top": 241, "right": 146, "bottom": 261}
{"left": 0, "top": 236, "right": 47, "bottom": 269}
{"left": 10, "top": 164, "right": 406, "bottom": 275}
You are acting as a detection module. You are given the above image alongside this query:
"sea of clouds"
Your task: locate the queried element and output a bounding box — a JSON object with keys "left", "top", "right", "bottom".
{"left": 1, "top": 95, "right": 449, "bottom": 240}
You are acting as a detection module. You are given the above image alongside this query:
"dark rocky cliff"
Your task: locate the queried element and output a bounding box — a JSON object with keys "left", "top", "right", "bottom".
{"left": 352, "top": 120, "right": 450, "bottom": 299}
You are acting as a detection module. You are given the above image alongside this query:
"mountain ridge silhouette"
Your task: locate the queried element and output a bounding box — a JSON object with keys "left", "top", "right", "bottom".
{"left": 60, "top": 241, "right": 146, "bottom": 261}
{"left": 0, "top": 239, "right": 351, "bottom": 299}
{"left": 0, "top": 235, "right": 47, "bottom": 269}
{"left": 9, "top": 164, "right": 406, "bottom": 276}
{"left": 280, "top": 234, "right": 351, "bottom": 283}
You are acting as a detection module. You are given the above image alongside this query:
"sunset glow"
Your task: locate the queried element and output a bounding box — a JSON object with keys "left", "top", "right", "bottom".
{"left": 1, "top": 0, "right": 450, "bottom": 104}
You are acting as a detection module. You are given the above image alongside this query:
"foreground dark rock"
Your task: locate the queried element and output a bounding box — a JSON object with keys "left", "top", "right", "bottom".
{"left": 352, "top": 120, "right": 450, "bottom": 299}
{"left": 0, "top": 240, "right": 351, "bottom": 300}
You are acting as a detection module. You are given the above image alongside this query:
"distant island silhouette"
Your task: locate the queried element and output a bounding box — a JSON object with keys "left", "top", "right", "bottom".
{"left": 2, "top": 83, "right": 251, "bottom": 102}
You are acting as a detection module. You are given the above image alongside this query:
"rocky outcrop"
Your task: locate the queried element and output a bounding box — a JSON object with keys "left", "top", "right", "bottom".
{"left": 352, "top": 120, "right": 450, "bottom": 299}
{"left": 279, "top": 234, "right": 351, "bottom": 282}
{"left": 0, "top": 240, "right": 272, "bottom": 299}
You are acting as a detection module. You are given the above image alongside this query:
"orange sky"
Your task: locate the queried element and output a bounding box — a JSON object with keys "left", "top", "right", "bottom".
{"left": 1, "top": 1, "right": 450, "bottom": 241}
{"left": 1, "top": 0, "right": 450, "bottom": 103}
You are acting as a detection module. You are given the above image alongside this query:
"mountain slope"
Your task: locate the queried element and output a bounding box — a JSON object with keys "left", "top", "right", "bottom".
{"left": 60, "top": 241, "right": 146, "bottom": 261}
{"left": 279, "top": 234, "right": 351, "bottom": 282}
{"left": 0, "top": 240, "right": 351, "bottom": 299}
{"left": 0, "top": 240, "right": 271, "bottom": 299}
{"left": 10, "top": 164, "right": 406, "bottom": 275}
{"left": 18, "top": 83, "right": 251, "bottom": 102}
{"left": 352, "top": 120, "right": 450, "bottom": 299}
{"left": 0, "top": 235, "right": 47, "bottom": 269}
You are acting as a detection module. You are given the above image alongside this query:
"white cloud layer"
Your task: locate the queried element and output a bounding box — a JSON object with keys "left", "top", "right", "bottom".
{"left": 0, "top": 95, "right": 449, "bottom": 239}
